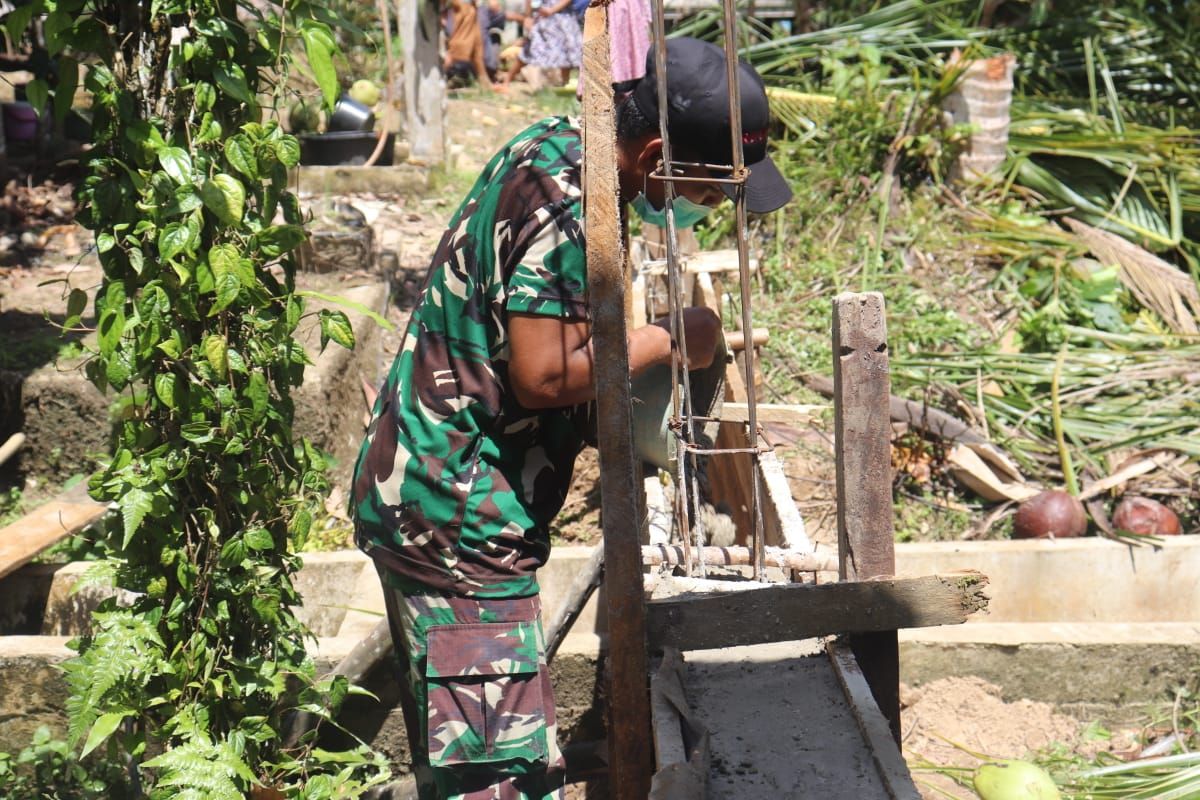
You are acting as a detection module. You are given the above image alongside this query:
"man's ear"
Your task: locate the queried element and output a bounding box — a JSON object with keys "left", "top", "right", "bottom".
{"left": 636, "top": 137, "right": 664, "bottom": 175}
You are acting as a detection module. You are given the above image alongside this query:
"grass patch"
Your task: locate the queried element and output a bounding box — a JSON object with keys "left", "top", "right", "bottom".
{"left": 703, "top": 168, "right": 994, "bottom": 404}
{"left": 893, "top": 490, "right": 973, "bottom": 543}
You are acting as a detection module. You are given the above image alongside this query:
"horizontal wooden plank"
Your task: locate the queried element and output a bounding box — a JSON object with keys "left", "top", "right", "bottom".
{"left": 645, "top": 571, "right": 989, "bottom": 652}
{"left": 719, "top": 402, "right": 825, "bottom": 426}
{"left": 0, "top": 494, "right": 107, "bottom": 581}
{"left": 641, "top": 249, "right": 760, "bottom": 277}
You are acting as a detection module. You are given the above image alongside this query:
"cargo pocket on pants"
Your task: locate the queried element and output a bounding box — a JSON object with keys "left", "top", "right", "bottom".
{"left": 424, "top": 620, "right": 548, "bottom": 768}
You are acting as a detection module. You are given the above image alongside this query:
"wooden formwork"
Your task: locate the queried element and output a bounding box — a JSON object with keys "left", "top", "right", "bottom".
{"left": 629, "top": 268, "right": 987, "bottom": 797}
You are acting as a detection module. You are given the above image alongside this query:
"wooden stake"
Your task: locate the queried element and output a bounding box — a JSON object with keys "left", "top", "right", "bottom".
{"left": 581, "top": 5, "right": 653, "bottom": 796}
{"left": 832, "top": 292, "right": 901, "bottom": 742}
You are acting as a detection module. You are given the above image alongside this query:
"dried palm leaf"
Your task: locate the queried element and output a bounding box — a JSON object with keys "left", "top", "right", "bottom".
{"left": 763, "top": 87, "right": 838, "bottom": 137}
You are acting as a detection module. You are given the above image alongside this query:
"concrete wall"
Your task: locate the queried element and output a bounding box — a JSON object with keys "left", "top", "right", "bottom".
{"left": 0, "top": 548, "right": 611, "bottom": 755}
{"left": 896, "top": 537, "right": 1200, "bottom": 622}
{"left": 895, "top": 537, "right": 1200, "bottom": 720}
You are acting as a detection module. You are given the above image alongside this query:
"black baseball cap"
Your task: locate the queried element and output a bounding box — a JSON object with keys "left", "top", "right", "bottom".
{"left": 632, "top": 37, "right": 792, "bottom": 214}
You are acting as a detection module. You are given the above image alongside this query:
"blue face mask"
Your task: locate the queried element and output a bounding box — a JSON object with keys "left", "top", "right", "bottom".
{"left": 631, "top": 192, "right": 714, "bottom": 230}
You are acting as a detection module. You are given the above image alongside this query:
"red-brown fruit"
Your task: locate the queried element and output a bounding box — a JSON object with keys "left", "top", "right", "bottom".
{"left": 1113, "top": 496, "right": 1182, "bottom": 536}
{"left": 1013, "top": 490, "right": 1088, "bottom": 539}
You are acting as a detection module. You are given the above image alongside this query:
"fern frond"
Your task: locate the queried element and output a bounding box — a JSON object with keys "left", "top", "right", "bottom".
{"left": 70, "top": 558, "right": 120, "bottom": 595}
{"left": 143, "top": 738, "right": 253, "bottom": 800}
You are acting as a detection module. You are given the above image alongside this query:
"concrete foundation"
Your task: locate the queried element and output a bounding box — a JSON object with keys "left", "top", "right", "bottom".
{"left": 0, "top": 548, "right": 611, "bottom": 757}
{"left": 292, "top": 165, "right": 429, "bottom": 197}
{"left": 1, "top": 537, "right": 1198, "bottom": 752}
{"left": 896, "top": 537, "right": 1200, "bottom": 721}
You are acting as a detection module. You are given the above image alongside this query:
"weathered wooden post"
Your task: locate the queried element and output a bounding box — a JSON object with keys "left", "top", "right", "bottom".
{"left": 581, "top": 2, "right": 654, "bottom": 797}
{"left": 398, "top": 0, "right": 446, "bottom": 165}
{"left": 833, "top": 291, "right": 901, "bottom": 742}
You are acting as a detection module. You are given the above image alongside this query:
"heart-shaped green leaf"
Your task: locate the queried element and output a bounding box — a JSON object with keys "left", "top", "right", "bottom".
{"left": 158, "top": 222, "right": 189, "bottom": 261}
{"left": 300, "top": 22, "right": 339, "bottom": 109}
{"left": 154, "top": 373, "right": 178, "bottom": 409}
{"left": 257, "top": 224, "right": 306, "bottom": 258}
{"left": 214, "top": 63, "right": 252, "bottom": 104}
{"left": 158, "top": 147, "right": 193, "bottom": 184}
{"left": 210, "top": 271, "right": 242, "bottom": 315}
{"left": 318, "top": 309, "right": 355, "bottom": 351}
{"left": 201, "top": 174, "right": 245, "bottom": 225}
{"left": 195, "top": 112, "right": 222, "bottom": 144}
{"left": 208, "top": 243, "right": 240, "bottom": 279}
{"left": 194, "top": 81, "right": 217, "bottom": 112}
{"left": 203, "top": 334, "right": 228, "bottom": 378}
{"left": 274, "top": 136, "right": 301, "bottom": 169}
{"left": 244, "top": 527, "right": 274, "bottom": 551}
{"left": 224, "top": 134, "right": 258, "bottom": 180}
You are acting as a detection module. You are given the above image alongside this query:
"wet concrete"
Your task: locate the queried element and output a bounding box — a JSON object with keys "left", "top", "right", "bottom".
{"left": 685, "top": 640, "right": 889, "bottom": 799}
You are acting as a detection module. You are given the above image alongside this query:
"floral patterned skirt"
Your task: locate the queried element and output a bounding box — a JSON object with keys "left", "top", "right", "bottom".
{"left": 523, "top": 12, "right": 582, "bottom": 69}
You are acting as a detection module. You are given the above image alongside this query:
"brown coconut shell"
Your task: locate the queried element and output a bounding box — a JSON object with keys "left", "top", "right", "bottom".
{"left": 1013, "top": 490, "right": 1087, "bottom": 539}
{"left": 1113, "top": 496, "right": 1182, "bottom": 536}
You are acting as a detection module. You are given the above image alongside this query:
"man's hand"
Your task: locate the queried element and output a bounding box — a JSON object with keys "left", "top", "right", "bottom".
{"left": 653, "top": 307, "right": 721, "bottom": 370}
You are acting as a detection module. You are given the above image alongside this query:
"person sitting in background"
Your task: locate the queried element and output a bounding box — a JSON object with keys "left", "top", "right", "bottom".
{"left": 479, "top": 0, "right": 507, "bottom": 81}
{"left": 442, "top": 0, "right": 494, "bottom": 90}
{"left": 499, "top": 0, "right": 582, "bottom": 89}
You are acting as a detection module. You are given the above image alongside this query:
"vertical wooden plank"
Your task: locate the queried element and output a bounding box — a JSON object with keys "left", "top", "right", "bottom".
{"left": 832, "top": 291, "right": 900, "bottom": 742}
{"left": 692, "top": 271, "right": 757, "bottom": 546}
{"left": 581, "top": 6, "right": 653, "bottom": 797}
{"left": 399, "top": 0, "right": 445, "bottom": 164}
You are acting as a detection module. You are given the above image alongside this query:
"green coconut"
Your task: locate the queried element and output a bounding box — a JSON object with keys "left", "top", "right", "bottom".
{"left": 288, "top": 99, "right": 320, "bottom": 134}
{"left": 973, "top": 760, "right": 1060, "bottom": 800}
{"left": 349, "top": 79, "right": 381, "bottom": 107}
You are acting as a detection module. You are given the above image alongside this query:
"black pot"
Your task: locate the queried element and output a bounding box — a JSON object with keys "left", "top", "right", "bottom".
{"left": 299, "top": 131, "right": 395, "bottom": 166}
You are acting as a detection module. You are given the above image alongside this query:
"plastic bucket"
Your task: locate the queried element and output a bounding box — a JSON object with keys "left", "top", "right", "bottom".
{"left": 630, "top": 336, "right": 727, "bottom": 471}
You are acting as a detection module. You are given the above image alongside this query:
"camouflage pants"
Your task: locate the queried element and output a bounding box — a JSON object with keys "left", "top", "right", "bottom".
{"left": 378, "top": 570, "right": 566, "bottom": 800}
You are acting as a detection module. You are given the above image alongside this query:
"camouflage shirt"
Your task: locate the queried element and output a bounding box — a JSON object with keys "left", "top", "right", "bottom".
{"left": 352, "top": 117, "right": 595, "bottom": 599}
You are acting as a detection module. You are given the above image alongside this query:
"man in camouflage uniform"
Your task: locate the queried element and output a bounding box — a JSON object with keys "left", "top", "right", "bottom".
{"left": 351, "top": 37, "right": 792, "bottom": 799}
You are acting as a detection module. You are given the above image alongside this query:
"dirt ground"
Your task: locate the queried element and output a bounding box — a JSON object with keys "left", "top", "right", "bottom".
{"left": 901, "top": 676, "right": 1143, "bottom": 798}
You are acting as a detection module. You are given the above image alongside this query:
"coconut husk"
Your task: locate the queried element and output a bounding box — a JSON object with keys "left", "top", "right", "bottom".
{"left": 1065, "top": 218, "right": 1200, "bottom": 335}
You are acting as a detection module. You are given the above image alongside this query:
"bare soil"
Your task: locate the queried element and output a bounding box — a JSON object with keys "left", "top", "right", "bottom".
{"left": 901, "top": 676, "right": 1139, "bottom": 799}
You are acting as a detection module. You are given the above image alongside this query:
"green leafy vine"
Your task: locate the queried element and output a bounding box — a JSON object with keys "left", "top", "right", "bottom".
{"left": 1, "top": 0, "right": 388, "bottom": 795}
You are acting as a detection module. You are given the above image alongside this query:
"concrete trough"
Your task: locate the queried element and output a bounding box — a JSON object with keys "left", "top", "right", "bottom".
{"left": 896, "top": 537, "right": 1200, "bottom": 721}
{"left": 2, "top": 537, "right": 1197, "bottom": 753}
